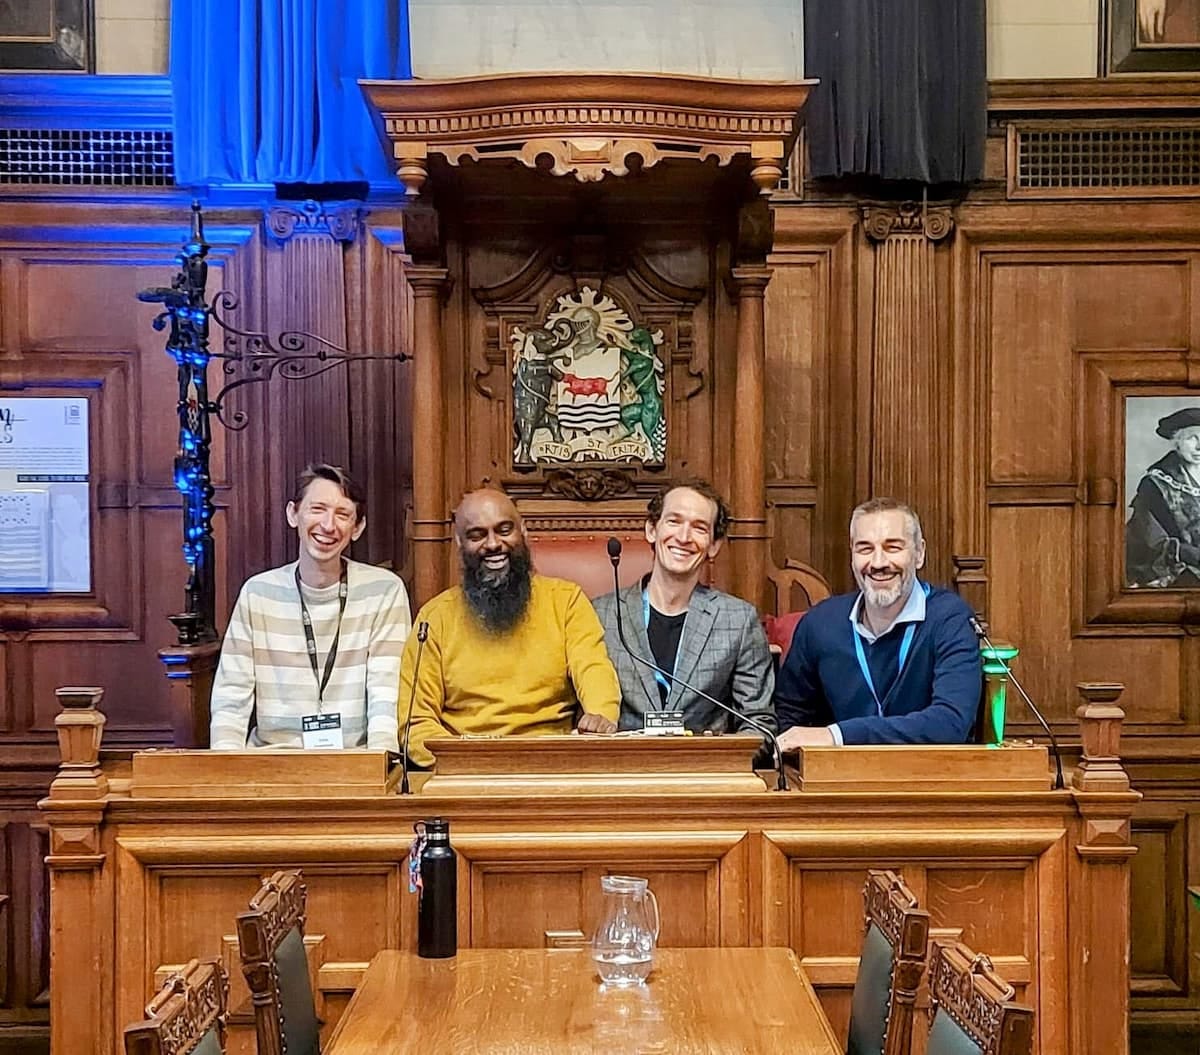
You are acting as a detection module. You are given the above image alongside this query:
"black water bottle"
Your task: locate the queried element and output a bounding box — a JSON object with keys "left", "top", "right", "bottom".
{"left": 417, "top": 817, "right": 457, "bottom": 958}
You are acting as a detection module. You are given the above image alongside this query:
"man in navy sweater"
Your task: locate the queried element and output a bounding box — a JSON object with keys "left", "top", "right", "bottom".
{"left": 775, "top": 497, "right": 981, "bottom": 749}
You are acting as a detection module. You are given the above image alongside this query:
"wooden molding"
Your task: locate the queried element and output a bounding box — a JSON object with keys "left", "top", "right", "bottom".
{"left": 361, "top": 72, "right": 813, "bottom": 196}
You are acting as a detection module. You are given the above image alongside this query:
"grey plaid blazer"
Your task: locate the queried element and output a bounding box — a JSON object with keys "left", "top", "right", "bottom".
{"left": 592, "top": 581, "right": 776, "bottom": 734}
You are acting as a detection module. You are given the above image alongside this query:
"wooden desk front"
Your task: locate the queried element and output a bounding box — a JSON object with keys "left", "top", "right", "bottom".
{"left": 325, "top": 948, "right": 841, "bottom": 1054}
{"left": 39, "top": 709, "right": 1138, "bottom": 1055}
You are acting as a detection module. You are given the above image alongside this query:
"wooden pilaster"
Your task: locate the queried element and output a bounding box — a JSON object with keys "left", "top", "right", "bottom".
{"left": 406, "top": 266, "right": 452, "bottom": 605}
{"left": 728, "top": 266, "right": 772, "bottom": 609}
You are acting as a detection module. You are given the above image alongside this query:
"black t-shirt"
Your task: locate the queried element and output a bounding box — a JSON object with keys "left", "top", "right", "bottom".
{"left": 646, "top": 606, "right": 688, "bottom": 705}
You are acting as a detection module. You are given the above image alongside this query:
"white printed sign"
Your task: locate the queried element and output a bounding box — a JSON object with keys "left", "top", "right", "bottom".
{"left": 0, "top": 397, "right": 90, "bottom": 593}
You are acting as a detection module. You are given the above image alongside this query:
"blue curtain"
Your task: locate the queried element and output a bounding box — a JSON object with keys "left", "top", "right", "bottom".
{"left": 170, "top": 0, "right": 412, "bottom": 186}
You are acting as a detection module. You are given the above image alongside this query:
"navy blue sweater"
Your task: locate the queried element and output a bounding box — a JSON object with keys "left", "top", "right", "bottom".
{"left": 775, "top": 586, "right": 981, "bottom": 744}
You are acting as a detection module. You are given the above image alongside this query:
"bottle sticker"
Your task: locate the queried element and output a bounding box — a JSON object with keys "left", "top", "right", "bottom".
{"left": 408, "top": 830, "right": 426, "bottom": 894}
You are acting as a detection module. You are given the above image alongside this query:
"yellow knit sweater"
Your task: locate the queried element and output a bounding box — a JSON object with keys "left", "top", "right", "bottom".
{"left": 398, "top": 575, "right": 621, "bottom": 766}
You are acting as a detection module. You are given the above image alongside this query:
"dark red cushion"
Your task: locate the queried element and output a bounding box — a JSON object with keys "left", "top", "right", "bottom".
{"left": 763, "top": 610, "right": 805, "bottom": 660}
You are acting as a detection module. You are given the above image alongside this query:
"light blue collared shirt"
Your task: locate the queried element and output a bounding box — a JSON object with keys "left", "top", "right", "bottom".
{"left": 828, "top": 580, "right": 928, "bottom": 745}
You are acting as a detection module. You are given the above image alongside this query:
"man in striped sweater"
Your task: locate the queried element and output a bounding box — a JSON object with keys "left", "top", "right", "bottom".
{"left": 209, "top": 463, "right": 411, "bottom": 751}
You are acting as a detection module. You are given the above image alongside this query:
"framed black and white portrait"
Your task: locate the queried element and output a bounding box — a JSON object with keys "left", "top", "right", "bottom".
{"left": 1125, "top": 395, "right": 1200, "bottom": 588}
{"left": 0, "top": 0, "right": 94, "bottom": 72}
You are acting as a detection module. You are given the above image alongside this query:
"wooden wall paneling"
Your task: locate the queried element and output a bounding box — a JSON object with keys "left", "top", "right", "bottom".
{"left": 987, "top": 259, "right": 1076, "bottom": 484}
{"left": 951, "top": 232, "right": 987, "bottom": 590}
{"left": 261, "top": 216, "right": 354, "bottom": 569}
{"left": 0, "top": 821, "right": 10, "bottom": 1010}
{"left": 759, "top": 824, "right": 1067, "bottom": 1055}
{"left": 1130, "top": 805, "right": 1189, "bottom": 1000}
{"left": 454, "top": 831, "right": 748, "bottom": 951}
{"left": 115, "top": 833, "right": 412, "bottom": 1052}
{"left": 346, "top": 212, "right": 409, "bottom": 574}
{"left": 989, "top": 505, "right": 1076, "bottom": 722}
{"left": 765, "top": 207, "right": 858, "bottom": 591}
{"left": 862, "top": 205, "right": 955, "bottom": 585}
{"left": 763, "top": 253, "right": 819, "bottom": 579}
{"left": 358, "top": 218, "right": 414, "bottom": 581}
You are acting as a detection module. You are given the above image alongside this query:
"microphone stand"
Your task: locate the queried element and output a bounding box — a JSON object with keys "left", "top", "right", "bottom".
{"left": 606, "top": 537, "right": 788, "bottom": 792}
{"left": 970, "top": 617, "right": 1065, "bottom": 791}
{"left": 399, "top": 621, "right": 430, "bottom": 795}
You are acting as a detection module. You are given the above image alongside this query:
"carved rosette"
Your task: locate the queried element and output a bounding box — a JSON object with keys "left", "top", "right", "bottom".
{"left": 265, "top": 201, "right": 362, "bottom": 244}
{"left": 861, "top": 201, "right": 955, "bottom": 243}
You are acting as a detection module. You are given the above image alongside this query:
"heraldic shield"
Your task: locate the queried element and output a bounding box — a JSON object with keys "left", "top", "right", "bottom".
{"left": 511, "top": 286, "right": 667, "bottom": 467}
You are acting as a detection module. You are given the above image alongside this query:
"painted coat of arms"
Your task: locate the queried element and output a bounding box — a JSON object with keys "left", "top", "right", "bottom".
{"left": 511, "top": 286, "right": 666, "bottom": 466}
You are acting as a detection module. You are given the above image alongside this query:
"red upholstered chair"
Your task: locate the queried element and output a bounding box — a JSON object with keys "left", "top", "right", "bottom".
{"left": 528, "top": 532, "right": 656, "bottom": 599}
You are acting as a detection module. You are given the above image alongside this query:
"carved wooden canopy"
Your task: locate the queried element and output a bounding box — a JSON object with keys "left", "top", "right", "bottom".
{"left": 360, "top": 72, "right": 814, "bottom": 197}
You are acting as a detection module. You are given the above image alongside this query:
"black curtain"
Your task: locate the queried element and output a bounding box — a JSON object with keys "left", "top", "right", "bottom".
{"left": 803, "top": 0, "right": 987, "bottom": 185}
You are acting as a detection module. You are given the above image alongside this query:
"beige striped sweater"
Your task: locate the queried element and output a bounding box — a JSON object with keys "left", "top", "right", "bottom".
{"left": 209, "top": 560, "right": 411, "bottom": 751}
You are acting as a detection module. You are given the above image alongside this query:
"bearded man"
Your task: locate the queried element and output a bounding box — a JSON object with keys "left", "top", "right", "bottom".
{"left": 398, "top": 488, "right": 620, "bottom": 767}
{"left": 774, "top": 498, "right": 980, "bottom": 749}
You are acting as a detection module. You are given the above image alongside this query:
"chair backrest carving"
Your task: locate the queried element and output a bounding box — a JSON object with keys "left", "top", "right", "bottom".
{"left": 847, "top": 868, "right": 931, "bottom": 1055}
{"left": 927, "top": 940, "right": 1034, "bottom": 1055}
{"left": 123, "top": 959, "right": 228, "bottom": 1055}
{"left": 236, "top": 870, "right": 321, "bottom": 1055}
{"left": 766, "top": 557, "right": 832, "bottom": 618}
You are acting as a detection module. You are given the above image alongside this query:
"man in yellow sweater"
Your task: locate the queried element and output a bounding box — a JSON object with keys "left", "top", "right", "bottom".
{"left": 399, "top": 488, "right": 620, "bottom": 766}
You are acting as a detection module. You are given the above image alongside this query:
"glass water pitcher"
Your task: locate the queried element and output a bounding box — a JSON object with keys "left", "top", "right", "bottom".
{"left": 591, "top": 874, "right": 661, "bottom": 986}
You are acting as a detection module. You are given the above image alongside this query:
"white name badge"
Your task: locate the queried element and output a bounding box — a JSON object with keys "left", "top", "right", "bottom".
{"left": 301, "top": 712, "right": 344, "bottom": 750}
{"left": 643, "top": 710, "right": 687, "bottom": 736}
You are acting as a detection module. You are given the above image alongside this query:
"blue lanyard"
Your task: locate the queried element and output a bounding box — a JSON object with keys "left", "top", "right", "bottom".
{"left": 852, "top": 582, "right": 929, "bottom": 716}
{"left": 642, "top": 590, "right": 677, "bottom": 695}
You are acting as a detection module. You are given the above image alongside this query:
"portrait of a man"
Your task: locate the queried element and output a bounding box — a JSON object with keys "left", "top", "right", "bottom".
{"left": 1126, "top": 397, "right": 1200, "bottom": 588}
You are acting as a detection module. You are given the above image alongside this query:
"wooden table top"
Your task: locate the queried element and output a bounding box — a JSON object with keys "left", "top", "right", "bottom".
{"left": 325, "top": 947, "right": 841, "bottom": 1054}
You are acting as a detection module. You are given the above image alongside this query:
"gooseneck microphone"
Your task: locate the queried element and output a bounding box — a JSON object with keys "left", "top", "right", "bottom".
{"left": 969, "top": 616, "right": 1065, "bottom": 791}
{"left": 399, "top": 620, "right": 430, "bottom": 795}
{"left": 606, "top": 537, "right": 788, "bottom": 792}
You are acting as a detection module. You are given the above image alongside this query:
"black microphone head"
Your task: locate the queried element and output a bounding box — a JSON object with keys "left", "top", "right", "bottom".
{"left": 606, "top": 537, "right": 622, "bottom": 560}
{"left": 417, "top": 621, "right": 429, "bottom": 642}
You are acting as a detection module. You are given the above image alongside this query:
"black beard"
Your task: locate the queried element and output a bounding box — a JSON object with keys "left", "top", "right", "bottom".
{"left": 461, "top": 544, "right": 534, "bottom": 633}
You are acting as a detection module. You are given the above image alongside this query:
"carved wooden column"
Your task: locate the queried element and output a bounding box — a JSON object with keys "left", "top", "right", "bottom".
{"left": 863, "top": 203, "right": 954, "bottom": 579}
{"left": 263, "top": 202, "right": 361, "bottom": 566}
{"left": 406, "top": 266, "right": 452, "bottom": 604}
{"left": 1070, "top": 683, "right": 1139, "bottom": 1055}
{"left": 41, "top": 687, "right": 111, "bottom": 1055}
{"left": 729, "top": 266, "right": 772, "bottom": 608}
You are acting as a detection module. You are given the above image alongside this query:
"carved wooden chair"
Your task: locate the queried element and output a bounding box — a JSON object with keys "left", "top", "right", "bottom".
{"left": 846, "top": 869, "right": 931, "bottom": 1055}
{"left": 764, "top": 558, "right": 832, "bottom": 659}
{"left": 236, "top": 870, "right": 321, "bottom": 1055}
{"left": 926, "top": 940, "right": 1034, "bottom": 1055}
{"left": 123, "top": 959, "right": 228, "bottom": 1055}
{"left": 767, "top": 557, "right": 832, "bottom": 617}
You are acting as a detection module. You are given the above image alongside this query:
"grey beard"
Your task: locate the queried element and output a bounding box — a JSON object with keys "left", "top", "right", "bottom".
{"left": 461, "top": 546, "right": 533, "bottom": 633}
{"left": 856, "top": 569, "right": 914, "bottom": 611}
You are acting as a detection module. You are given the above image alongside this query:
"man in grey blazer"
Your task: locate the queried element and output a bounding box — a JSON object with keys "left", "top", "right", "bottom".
{"left": 592, "top": 480, "right": 776, "bottom": 742}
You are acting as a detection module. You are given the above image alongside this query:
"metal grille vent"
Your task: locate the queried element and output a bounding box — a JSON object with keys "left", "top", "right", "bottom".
{"left": 1009, "top": 121, "right": 1200, "bottom": 199}
{"left": 0, "top": 128, "right": 174, "bottom": 186}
